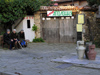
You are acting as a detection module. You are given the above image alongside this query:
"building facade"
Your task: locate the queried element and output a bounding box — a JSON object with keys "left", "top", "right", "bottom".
{"left": 34, "top": 5, "right": 97, "bottom": 43}
{"left": 12, "top": 16, "right": 35, "bottom": 42}
{"left": 52, "top": 0, "right": 88, "bottom": 7}
{"left": 12, "top": 0, "right": 99, "bottom": 43}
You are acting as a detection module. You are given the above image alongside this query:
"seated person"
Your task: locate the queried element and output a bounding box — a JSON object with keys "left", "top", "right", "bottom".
{"left": 11, "top": 29, "right": 20, "bottom": 49}
{"left": 18, "top": 29, "right": 27, "bottom": 47}
{"left": 3, "top": 29, "right": 14, "bottom": 49}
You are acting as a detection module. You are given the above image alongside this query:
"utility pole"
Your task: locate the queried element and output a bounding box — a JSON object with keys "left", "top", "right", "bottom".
{"left": 72, "top": 0, "right": 74, "bottom": 6}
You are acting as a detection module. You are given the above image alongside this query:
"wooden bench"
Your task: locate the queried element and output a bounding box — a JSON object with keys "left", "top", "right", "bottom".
{"left": 0, "top": 35, "right": 28, "bottom": 49}
{"left": 0, "top": 35, "right": 10, "bottom": 48}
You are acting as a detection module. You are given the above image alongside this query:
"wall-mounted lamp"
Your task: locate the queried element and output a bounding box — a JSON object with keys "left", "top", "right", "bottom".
{"left": 66, "top": 17, "right": 70, "bottom": 19}
{"left": 61, "top": 17, "right": 64, "bottom": 19}
{"left": 71, "top": 16, "right": 74, "bottom": 19}
{"left": 46, "top": 18, "right": 51, "bottom": 20}
{"left": 42, "top": 17, "right": 45, "bottom": 20}
{"left": 54, "top": 17, "right": 56, "bottom": 20}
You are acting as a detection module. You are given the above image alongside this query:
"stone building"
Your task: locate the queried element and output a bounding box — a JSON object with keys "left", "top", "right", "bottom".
{"left": 34, "top": 6, "right": 98, "bottom": 43}
{"left": 52, "top": 0, "right": 88, "bottom": 7}
{"left": 12, "top": 0, "right": 99, "bottom": 43}
{"left": 33, "top": 0, "right": 100, "bottom": 43}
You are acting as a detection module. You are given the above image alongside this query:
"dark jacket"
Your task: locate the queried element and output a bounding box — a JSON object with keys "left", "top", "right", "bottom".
{"left": 3, "top": 33, "right": 11, "bottom": 42}
{"left": 18, "top": 32, "right": 25, "bottom": 40}
{"left": 11, "top": 32, "right": 18, "bottom": 40}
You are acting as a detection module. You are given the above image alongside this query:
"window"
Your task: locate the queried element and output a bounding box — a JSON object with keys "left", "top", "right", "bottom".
{"left": 27, "top": 20, "right": 31, "bottom": 28}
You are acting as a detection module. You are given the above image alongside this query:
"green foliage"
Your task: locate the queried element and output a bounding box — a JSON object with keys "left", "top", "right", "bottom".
{"left": 32, "top": 24, "right": 38, "bottom": 32}
{"left": 33, "top": 38, "right": 44, "bottom": 42}
{"left": 0, "top": 0, "right": 52, "bottom": 27}
{"left": 94, "top": 40, "right": 100, "bottom": 48}
{"left": 0, "top": 31, "right": 5, "bottom": 35}
{"left": 87, "top": 0, "right": 100, "bottom": 6}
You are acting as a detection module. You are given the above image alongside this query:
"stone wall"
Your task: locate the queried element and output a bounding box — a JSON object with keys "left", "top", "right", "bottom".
{"left": 79, "top": 11, "right": 99, "bottom": 42}
{"left": 34, "top": 11, "right": 41, "bottom": 38}
{"left": 34, "top": 10, "right": 99, "bottom": 42}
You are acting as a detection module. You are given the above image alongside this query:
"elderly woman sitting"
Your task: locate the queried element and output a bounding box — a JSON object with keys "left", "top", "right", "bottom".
{"left": 11, "top": 29, "right": 20, "bottom": 49}
{"left": 3, "top": 29, "right": 14, "bottom": 50}
{"left": 18, "top": 30, "right": 27, "bottom": 47}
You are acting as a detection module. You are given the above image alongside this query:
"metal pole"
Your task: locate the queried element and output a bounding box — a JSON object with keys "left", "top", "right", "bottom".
{"left": 72, "top": 0, "right": 74, "bottom": 6}
{"left": 17, "top": 40, "right": 24, "bottom": 50}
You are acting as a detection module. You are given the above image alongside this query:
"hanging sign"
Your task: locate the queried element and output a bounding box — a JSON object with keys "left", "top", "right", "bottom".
{"left": 77, "top": 24, "right": 82, "bottom": 32}
{"left": 77, "top": 14, "right": 85, "bottom": 24}
{"left": 47, "top": 11, "right": 72, "bottom": 17}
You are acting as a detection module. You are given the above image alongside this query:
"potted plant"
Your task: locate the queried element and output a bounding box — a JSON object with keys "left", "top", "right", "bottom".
{"left": 32, "top": 24, "right": 38, "bottom": 37}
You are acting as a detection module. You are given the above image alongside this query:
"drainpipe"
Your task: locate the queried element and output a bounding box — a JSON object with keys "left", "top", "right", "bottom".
{"left": 97, "top": 5, "right": 100, "bottom": 18}
{"left": 98, "top": 5, "right": 100, "bottom": 15}
{"left": 72, "top": 0, "right": 74, "bottom": 6}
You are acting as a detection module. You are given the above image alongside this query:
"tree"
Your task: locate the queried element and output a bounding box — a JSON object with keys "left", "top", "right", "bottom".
{"left": 87, "top": 0, "right": 100, "bottom": 6}
{"left": 0, "top": 0, "right": 52, "bottom": 29}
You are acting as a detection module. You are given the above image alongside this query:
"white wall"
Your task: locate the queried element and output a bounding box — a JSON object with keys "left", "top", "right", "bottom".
{"left": 23, "top": 16, "right": 35, "bottom": 42}
{"left": 12, "top": 18, "right": 23, "bottom": 30}
{"left": 12, "top": 16, "right": 35, "bottom": 42}
{"left": 16, "top": 21, "right": 23, "bottom": 32}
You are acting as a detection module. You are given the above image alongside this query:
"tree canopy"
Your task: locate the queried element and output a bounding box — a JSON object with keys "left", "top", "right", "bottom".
{"left": 0, "top": 0, "right": 52, "bottom": 28}
{"left": 87, "top": 0, "right": 100, "bottom": 6}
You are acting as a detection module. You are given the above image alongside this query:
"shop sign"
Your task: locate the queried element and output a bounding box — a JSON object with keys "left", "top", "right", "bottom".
{"left": 47, "top": 11, "right": 72, "bottom": 16}
{"left": 77, "top": 24, "right": 82, "bottom": 32}
{"left": 77, "top": 14, "right": 85, "bottom": 24}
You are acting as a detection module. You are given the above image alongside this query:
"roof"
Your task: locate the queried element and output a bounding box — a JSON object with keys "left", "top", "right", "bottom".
{"left": 52, "top": 0, "right": 87, "bottom": 3}
{"left": 52, "top": 0, "right": 72, "bottom": 2}
{"left": 40, "top": 6, "right": 78, "bottom": 11}
{"left": 80, "top": 6, "right": 98, "bottom": 11}
{"left": 40, "top": 6, "right": 98, "bottom": 11}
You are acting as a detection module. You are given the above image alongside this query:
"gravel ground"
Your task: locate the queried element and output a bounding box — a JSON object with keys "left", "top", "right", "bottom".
{"left": 0, "top": 43, "right": 100, "bottom": 75}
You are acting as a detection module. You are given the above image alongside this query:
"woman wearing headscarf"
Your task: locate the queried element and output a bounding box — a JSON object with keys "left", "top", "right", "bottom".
{"left": 18, "top": 29, "right": 27, "bottom": 47}
{"left": 3, "top": 29, "right": 14, "bottom": 49}
{"left": 11, "top": 29, "right": 20, "bottom": 49}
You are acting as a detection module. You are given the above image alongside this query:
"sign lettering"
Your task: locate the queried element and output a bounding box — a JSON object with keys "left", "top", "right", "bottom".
{"left": 47, "top": 11, "right": 72, "bottom": 16}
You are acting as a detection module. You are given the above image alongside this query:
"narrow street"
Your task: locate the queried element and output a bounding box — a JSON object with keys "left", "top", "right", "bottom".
{"left": 0, "top": 43, "right": 100, "bottom": 75}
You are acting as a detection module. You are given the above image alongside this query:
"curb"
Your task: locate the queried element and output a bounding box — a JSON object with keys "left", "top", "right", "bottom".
{"left": 0, "top": 72, "right": 20, "bottom": 75}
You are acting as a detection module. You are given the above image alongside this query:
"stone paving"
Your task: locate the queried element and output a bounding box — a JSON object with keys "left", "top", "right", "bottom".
{"left": 52, "top": 55, "right": 100, "bottom": 69}
{"left": 0, "top": 43, "right": 100, "bottom": 75}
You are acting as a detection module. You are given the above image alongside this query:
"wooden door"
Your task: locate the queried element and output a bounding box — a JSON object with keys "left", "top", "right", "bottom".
{"left": 60, "top": 19, "right": 75, "bottom": 43}
{"left": 41, "top": 17, "right": 76, "bottom": 43}
{"left": 42, "top": 18, "right": 60, "bottom": 43}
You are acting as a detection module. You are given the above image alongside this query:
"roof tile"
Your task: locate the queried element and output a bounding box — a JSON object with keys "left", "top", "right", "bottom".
{"left": 40, "top": 6, "right": 98, "bottom": 11}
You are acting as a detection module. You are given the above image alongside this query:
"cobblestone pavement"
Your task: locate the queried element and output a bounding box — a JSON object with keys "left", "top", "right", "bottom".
{"left": 0, "top": 43, "right": 100, "bottom": 75}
